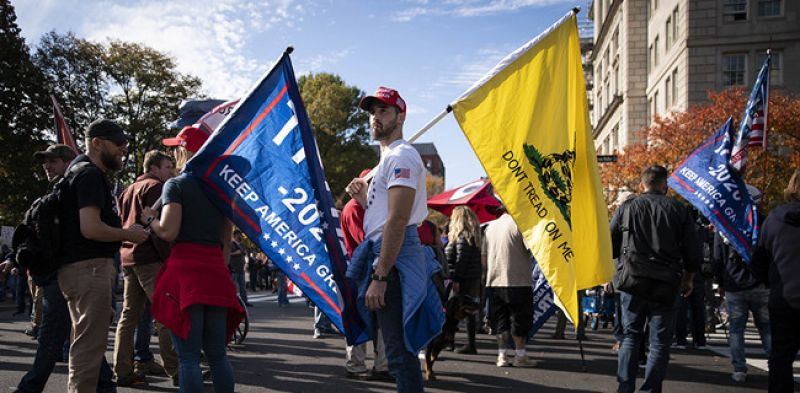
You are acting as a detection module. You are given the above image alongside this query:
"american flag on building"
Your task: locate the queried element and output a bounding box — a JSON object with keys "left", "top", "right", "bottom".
{"left": 729, "top": 53, "right": 770, "bottom": 173}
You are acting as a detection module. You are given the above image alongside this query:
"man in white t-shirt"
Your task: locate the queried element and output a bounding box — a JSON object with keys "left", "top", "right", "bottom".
{"left": 346, "top": 87, "right": 430, "bottom": 393}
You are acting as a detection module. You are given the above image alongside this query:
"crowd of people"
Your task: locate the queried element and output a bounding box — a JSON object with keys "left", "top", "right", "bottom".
{"left": 0, "top": 86, "right": 798, "bottom": 393}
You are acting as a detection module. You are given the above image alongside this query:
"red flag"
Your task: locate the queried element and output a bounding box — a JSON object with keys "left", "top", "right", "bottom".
{"left": 51, "top": 95, "right": 79, "bottom": 154}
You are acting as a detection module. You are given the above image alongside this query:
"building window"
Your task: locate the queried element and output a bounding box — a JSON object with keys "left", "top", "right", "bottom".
{"left": 654, "top": 36, "right": 660, "bottom": 66}
{"left": 722, "top": 53, "right": 747, "bottom": 86}
{"left": 665, "top": 77, "right": 672, "bottom": 109}
{"left": 612, "top": 27, "right": 619, "bottom": 56}
{"left": 758, "top": 50, "right": 783, "bottom": 85}
{"left": 648, "top": 44, "right": 654, "bottom": 72}
{"left": 757, "top": 0, "right": 782, "bottom": 17}
{"left": 647, "top": 97, "right": 653, "bottom": 121}
{"left": 672, "top": 6, "right": 680, "bottom": 42}
{"left": 611, "top": 124, "right": 619, "bottom": 152}
{"left": 723, "top": 0, "right": 748, "bottom": 21}
{"left": 598, "top": 87, "right": 604, "bottom": 115}
{"left": 665, "top": 18, "right": 672, "bottom": 50}
{"left": 614, "top": 65, "right": 620, "bottom": 95}
{"left": 654, "top": 91, "right": 659, "bottom": 117}
{"left": 671, "top": 68, "right": 678, "bottom": 106}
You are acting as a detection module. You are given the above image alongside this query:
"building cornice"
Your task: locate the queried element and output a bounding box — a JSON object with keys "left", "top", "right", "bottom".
{"left": 687, "top": 31, "right": 800, "bottom": 48}
{"left": 590, "top": 0, "right": 622, "bottom": 62}
{"left": 593, "top": 94, "right": 623, "bottom": 139}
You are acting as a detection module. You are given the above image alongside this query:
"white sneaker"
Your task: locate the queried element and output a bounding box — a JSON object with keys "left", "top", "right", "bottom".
{"left": 496, "top": 353, "right": 511, "bottom": 367}
{"left": 732, "top": 371, "right": 747, "bottom": 383}
{"left": 512, "top": 354, "right": 537, "bottom": 368}
{"left": 313, "top": 329, "right": 322, "bottom": 339}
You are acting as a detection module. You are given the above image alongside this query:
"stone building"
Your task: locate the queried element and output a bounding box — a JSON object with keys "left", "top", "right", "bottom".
{"left": 591, "top": 0, "right": 800, "bottom": 153}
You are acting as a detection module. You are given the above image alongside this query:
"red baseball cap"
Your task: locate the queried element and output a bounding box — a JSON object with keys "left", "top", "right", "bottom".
{"left": 162, "top": 126, "right": 210, "bottom": 153}
{"left": 358, "top": 87, "right": 406, "bottom": 113}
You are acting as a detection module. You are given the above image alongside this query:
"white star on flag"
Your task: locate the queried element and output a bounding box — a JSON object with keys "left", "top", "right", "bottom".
{"left": 263, "top": 233, "right": 270, "bottom": 240}
{"left": 271, "top": 241, "right": 278, "bottom": 248}
{"left": 286, "top": 256, "right": 293, "bottom": 263}
{"left": 322, "top": 222, "right": 329, "bottom": 230}
{"left": 278, "top": 248, "right": 285, "bottom": 255}
{"left": 293, "top": 263, "right": 300, "bottom": 270}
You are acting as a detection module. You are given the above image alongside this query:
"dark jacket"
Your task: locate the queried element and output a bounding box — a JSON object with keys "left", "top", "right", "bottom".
{"left": 712, "top": 231, "right": 761, "bottom": 292}
{"left": 445, "top": 234, "right": 482, "bottom": 281}
{"left": 752, "top": 201, "right": 800, "bottom": 310}
{"left": 610, "top": 192, "right": 702, "bottom": 274}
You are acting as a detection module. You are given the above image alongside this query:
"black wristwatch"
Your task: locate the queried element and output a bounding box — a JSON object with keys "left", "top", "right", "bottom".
{"left": 371, "top": 273, "right": 388, "bottom": 282}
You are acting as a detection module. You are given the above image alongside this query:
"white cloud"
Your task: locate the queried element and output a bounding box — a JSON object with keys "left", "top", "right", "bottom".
{"left": 433, "top": 47, "right": 509, "bottom": 90}
{"left": 80, "top": 0, "right": 308, "bottom": 99}
{"left": 299, "top": 48, "right": 354, "bottom": 74}
{"left": 392, "top": 0, "right": 569, "bottom": 21}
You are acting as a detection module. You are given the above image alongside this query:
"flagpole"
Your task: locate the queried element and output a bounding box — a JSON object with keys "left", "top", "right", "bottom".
{"left": 452, "top": 7, "right": 579, "bottom": 105}
{"left": 762, "top": 49, "right": 771, "bottom": 206}
{"left": 360, "top": 7, "right": 580, "bottom": 182}
{"left": 406, "top": 106, "right": 452, "bottom": 144}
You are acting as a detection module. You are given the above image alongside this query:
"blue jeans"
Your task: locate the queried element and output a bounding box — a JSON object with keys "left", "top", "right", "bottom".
{"left": 377, "top": 269, "right": 423, "bottom": 393}
{"left": 16, "top": 278, "right": 115, "bottom": 393}
{"left": 171, "top": 305, "right": 234, "bottom": 393}
{"left": 617, "top": 291, "right": 678, "bottom": 393}
{"left": 726, "top": 286, "right": 771, "bottom": 372}
{"left": 674, "top": 282, "right": 706, "bottom": 347}
{"left": 276, "top": 271, "right": 289, "bottom": 305}
{"left": 134, "top": 301, "right": 154, "bottom": 363}
{"left": 231, "top": 272, "right": 248, "bottom": 304}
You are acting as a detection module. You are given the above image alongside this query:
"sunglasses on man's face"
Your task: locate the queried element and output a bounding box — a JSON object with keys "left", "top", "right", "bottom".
{"left": 99, "top": 137, "right": 129, "bottom": 148}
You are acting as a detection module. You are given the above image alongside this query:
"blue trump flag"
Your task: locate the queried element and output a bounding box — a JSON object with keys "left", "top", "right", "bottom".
{"left": 529, "top": 261, "right": 556, "bottom": 338}
{"left": 184, "top": 50, "right": 369, "bottom": 345}
{"left": 668, "top": 117, "right": 759, "bottom": 263}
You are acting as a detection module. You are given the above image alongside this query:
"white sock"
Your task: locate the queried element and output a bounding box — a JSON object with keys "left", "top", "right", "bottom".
{"left": 498, "top": 348, "right": 506, "bottom": 356}
{"left": 515, "top": 349, "right": 526, "bottom": 358}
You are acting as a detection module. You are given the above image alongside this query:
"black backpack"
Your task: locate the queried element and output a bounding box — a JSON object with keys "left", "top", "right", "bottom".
{"left": 613, "top": 198, "right": 684, "bottom": 306}
{"left": 12, "top": 162, "right": 89, "bottom": 280}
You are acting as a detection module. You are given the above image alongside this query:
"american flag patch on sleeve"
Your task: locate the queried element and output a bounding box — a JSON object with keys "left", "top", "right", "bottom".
{"left": 394, "top": 168, "right": 411, "bottom": 179}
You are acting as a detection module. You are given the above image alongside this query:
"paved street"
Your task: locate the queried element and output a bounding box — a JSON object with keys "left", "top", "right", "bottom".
{"left": 0, "top": 290, "right": 795, "bottom": 392}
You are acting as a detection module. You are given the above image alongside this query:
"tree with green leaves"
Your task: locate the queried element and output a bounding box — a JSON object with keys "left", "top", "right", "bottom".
{"left": 33, "top": 33, "right": 202, "bottom": 183}
{"left": 0, "top": 0, "right": 50, "bottom": 225}
{"left": 298, "top": 73, "right": 377, "bottom": 201}
{"left": 103, "top": 40, "right": 202, "bottom": 182}
{"left": 33, "top": 31, "right": 109, "bottom": 145}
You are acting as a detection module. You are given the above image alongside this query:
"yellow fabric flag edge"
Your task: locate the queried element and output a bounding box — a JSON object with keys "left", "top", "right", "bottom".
{"left": 450, "top": 11, "right": 614, "bottom": 327}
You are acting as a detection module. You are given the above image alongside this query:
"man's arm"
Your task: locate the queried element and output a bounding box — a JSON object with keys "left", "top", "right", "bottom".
{"left": 80, "top": 206, "right": 147, "bottom": 244}
{"left": 373, "top": 186, "right": 415, "bottom": 277}
{"left": 365, "top": 185, "right": 415, "bottom": 310}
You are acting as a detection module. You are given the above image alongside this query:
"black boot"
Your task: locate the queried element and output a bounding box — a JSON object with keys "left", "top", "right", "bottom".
{"left": 456, "top": 314, "right": 478, "bottom": 354}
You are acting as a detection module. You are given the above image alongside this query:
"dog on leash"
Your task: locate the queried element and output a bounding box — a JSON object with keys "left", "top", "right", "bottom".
{"left": 422, "top": 293, "right": 480, "bottom": 381}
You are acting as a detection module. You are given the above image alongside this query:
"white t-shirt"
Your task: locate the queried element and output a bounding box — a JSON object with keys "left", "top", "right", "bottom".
{"left": 363, "top": 139, "right": 429, "bottom": 241}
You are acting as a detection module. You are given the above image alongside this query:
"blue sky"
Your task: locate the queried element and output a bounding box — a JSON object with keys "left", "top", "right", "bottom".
{"left": 15, "top": 0, "right": 588, "bottom": 190}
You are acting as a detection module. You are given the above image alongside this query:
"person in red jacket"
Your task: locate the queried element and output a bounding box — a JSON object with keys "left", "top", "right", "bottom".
{"left": 142, "top": 126, "right": 245, "bottom": 392}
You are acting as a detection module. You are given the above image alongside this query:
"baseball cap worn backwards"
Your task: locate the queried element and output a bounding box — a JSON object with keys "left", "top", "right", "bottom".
{"left": 33, "top": 144, "right": 77, "bottom": 162}
{"left": 358, "top": 87, "right": 406, "bottom": 113}
{"left": 87, "top": 119, "right": 130, "bottom": 144}
{"left": 162, "top": 126, "right": 210, "bottom": 153}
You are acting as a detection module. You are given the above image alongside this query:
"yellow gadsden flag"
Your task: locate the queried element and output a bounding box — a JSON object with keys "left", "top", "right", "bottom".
{"left": 451, "top": 11, "right": 613, "bottom": 325}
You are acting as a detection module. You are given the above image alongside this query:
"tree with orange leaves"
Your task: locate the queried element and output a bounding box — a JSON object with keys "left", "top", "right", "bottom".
{"left": 600, "top": 88, "right": 800, "bottom": 213}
